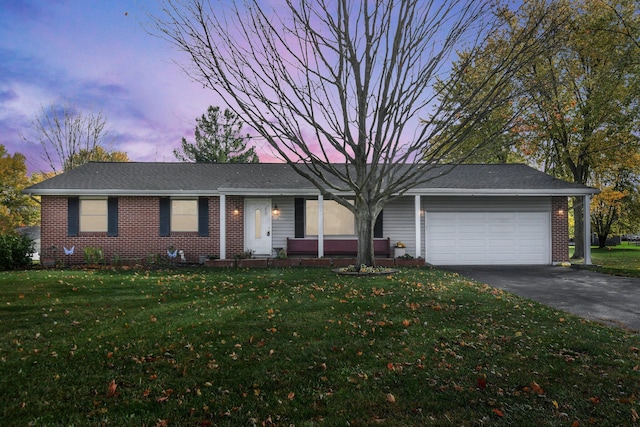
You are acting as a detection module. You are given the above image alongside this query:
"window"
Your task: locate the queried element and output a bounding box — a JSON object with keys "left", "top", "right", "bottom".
{"left": 68, "top": 197, "right": 118, "bottom": 236}
{"left": 80, "top": 199, "right": 108, "bottom": 232}
{"left": 294, "top": 198, "right": 383, "bottom": 239}
{"left": 171, "top": 199, "right": 198, "bottom": 232}
{"left": 306, "top": 200, "right": 355, "bottom": 236}
{"left": 159, "top": 198, "right": 209, "bottom": 236}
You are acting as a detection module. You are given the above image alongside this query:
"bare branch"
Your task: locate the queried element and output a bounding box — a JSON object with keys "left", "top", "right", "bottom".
{"left": 20, "top": 103, "right": 116, "bottom": 173}
{"left": 150, "top": 0, "right": 556, "bottom": 266}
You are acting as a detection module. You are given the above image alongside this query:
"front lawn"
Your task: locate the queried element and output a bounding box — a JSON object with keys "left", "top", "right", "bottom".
{"left": 1, "top": 267, "right": 639, "bottom": 426}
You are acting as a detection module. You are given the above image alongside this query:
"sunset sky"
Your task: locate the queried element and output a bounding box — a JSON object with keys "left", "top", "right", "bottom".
{"left": 0, "top": 0, "right": 277, "bottom": 174}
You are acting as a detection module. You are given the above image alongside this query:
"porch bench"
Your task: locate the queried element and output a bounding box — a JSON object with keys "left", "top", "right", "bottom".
{"left": 286, "top": 238, "right": 391, "bottom": 258}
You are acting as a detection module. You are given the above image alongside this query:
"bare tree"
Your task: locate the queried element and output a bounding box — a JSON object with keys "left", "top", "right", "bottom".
{"left": 21, "top": 103, "right": 117, "bottom": 173}
{"left": 152, "top": 0, "right": 560, "bottom": 267}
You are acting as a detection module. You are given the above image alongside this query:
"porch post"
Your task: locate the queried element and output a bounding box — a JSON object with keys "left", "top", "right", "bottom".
{"left": 414, "top": 195, "right": 421, "bottom": 258}
{"left": 583, "top": 195, "right": 591, "bottom": 265}
{"left": 220, "top": 194, "right": 226, "bottom": 260}
{"left": 317, "top": 195, "right": 324, "bottom": 257}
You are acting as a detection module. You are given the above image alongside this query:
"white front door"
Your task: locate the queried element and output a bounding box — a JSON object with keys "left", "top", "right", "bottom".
{"left": 245, "top": 198, "right": 272, "bottom": 256}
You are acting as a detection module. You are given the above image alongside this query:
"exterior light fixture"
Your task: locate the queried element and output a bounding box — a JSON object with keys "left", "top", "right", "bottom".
{"left": 233, "top": 206, "right": 240, "bottom": 215}
{"left": 272, "top": 204, "right": 280, "bottom": 216}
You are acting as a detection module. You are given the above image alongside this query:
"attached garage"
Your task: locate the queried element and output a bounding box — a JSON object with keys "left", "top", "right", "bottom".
{"left": 426, "top": 211, "right": 550, "bottom": 265}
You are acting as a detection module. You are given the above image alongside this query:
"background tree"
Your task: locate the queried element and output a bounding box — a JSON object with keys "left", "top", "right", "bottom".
{"left": 438, "top": 0, "right": 640, "bottom": 259}
{"left": 63, "top": 146, "right": 130, "bottom": 170}
{"left": 590, "top": 152, "right": 640, "bottom": 247}
{"left": 20, "top": 103, "right": 127, "bottom": 172}
{"left": 0, "top": 145, "right": 38, "bottom": 233}
{"left": 174, "top": 105, "right": 259, "bottom": 163}
{"left": 153, "top": 0, "right": 560, "bottom": 267}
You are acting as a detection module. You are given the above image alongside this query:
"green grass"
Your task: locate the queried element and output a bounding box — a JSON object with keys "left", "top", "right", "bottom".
{"left": 588, "top": 242, "right": 640, "bottom": 277}
{"left": 570, "top": 241, "right": 640, "bottom": 276}
{"left": 2, "top": 267, "right": 640, "bottom": 426}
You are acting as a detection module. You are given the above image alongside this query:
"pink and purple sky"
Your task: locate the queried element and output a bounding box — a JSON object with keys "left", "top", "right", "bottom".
{"left": 0, "top": 0, "right": 278, "bottom": 174}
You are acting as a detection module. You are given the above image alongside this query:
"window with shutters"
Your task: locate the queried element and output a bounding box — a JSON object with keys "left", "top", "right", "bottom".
{"left": 159, "top": 197, "right": 209, "bottom": 236}
{"left": 305, "top": 200, "right": 355, "bottom": 236}
{"left": 69, "top": 197, "right": 118, "bottom": 237}
{"left": 295, "top": 198, "right": 383, "bottom": 239}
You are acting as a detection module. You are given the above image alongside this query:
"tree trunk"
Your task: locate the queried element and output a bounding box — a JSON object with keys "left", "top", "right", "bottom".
{"left": 572, "top": 199, "right": 585, "bottom": 259}
{"left": 354, "top": 208, "right": 376, "bottom": 268}
{"left": 597, "top": 233, "right": 607, "bottom": 248}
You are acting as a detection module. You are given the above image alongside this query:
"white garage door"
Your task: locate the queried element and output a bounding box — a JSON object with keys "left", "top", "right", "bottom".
{"left": 426, "top": 211, "right": 550, "bottom": 265}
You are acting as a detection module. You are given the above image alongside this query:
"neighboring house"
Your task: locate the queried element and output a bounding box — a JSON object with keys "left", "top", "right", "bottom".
{"left": 23, "top": 162, "right": 598, "bottom": 266}
{"left": 16, "top": 226, "right": 41, "bottom": 261}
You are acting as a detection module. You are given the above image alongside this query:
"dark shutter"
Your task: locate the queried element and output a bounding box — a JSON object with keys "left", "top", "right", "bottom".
{"left": 198, "top": 197, "right": 209, "bottom": 237}
{"left": 294, "top": 198, "right": 305, "bottom": 238}
{"left": 159, "top": 198, "right": 170, "bottom": 236}
{"left": 107, "top": 197, "right": 118, "bottom": 237}
{"left": 67, "top": 197, "right": 79, "bottom": 237}
{"left": 374, "top": 210, "right": 383, "bottom": 238}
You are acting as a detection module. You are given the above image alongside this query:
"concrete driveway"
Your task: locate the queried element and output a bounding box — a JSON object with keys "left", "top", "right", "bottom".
{"left": 442, "top": 265, "right": 640, "bottom": 333}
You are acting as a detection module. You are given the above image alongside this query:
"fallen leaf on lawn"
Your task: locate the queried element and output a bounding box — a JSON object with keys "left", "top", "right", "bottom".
{"left": 477, "top": 375, "right": 487, "bottom": 390}
{"left": 571, "top": 421, "right": 580, "bottom": 427}
{"left": 106, "top": 379, "right": 118, "bottom": 397}
{"left": 552, "top": 400, "right": 559, "bottom": 410}
{"left": 387, "top": 362, "right": 395, "bottom": 371}
{"left": 531, "top": 381, "right": 544, "bottom": 395}
{"left": 589, "top": 396, "right": 600, "bottom": 405}
{"left": 492, "top": 408, "right": 504, "bottom": 417}
{"left": 631, "top": 408, "right": 639, "bottom": 422}
{"left": 402, "top": 319, "right": 411, "bottom": 327}
{"left": 288, "top": 392, "right": 295, "bottom": 400}
{"left": 143, "top": 388, "right": 150, "bottom": 397}
{"left": 386, "top": 393, "right": 396, "bottom": 403}
{"left": 156, "top": 419, "right": 168, "bottom": 427}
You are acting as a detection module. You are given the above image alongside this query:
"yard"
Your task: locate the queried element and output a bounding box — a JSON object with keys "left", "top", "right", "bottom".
{"left": 588, "top": 242, "right": 640, "bottom": 277}
{"left": 1, "top": 266, "right": 639, "bottom": 426}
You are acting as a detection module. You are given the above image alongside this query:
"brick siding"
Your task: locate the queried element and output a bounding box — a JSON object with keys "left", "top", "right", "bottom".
{"left": 225, "top": 195, "right": 245, "bottom": 258}
{"left": 40, "top": 195, "right": 245, "bottom": 265}
{"left": 551, "top": 196, "right": 569, "bottom": 263}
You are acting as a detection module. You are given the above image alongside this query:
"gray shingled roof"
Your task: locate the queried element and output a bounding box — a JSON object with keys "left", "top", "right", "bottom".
{"left": 24, "top": 162, "right": 597, "bottom": 196}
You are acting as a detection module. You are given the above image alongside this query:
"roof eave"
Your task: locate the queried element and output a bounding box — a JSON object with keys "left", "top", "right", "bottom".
{"left": 23, "top": 189, "right": 222, "bottom": 197}
{"left": 405, "top": 188, "right": 600, "bottom": 196}
{"left": 25, "top": 187, "right": 600, "bottom": 197}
